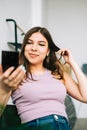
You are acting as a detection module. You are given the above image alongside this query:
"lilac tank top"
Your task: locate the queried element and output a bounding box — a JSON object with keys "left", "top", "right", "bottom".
{"left": 12, "top": 70, "right": 67, "bottom": 123}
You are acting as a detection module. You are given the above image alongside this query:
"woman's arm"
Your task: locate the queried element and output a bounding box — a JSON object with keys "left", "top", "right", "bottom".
{"left": 58, "top": 49, "right": 87, "bottom": 103}
{"left": 0, "top": 65, "right": 26, "bottom": 117}
{"left": 0, "top": 65, "right": 12, "bottom": 116}
{"left": 0, "top": 87, "right": 12, "bottom": 117}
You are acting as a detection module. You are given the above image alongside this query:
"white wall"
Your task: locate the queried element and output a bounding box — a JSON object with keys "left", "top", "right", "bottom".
{"left": 0, "top": 0, "right": 87, "bottom": 118}
{"left": 0, "top": 0, "right": 32, "bottom": 63}
{"left": 42, "top": 0, "right": 87, "bottom": 66}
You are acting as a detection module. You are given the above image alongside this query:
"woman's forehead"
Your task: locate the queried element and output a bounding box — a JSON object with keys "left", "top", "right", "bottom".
{"left": 28, "top": 32, "right": 48, "bottom": 43}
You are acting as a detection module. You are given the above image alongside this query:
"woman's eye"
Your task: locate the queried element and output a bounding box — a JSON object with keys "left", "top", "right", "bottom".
{"left": 39, "top": 44, "right": 45, "bottom": 46}
{"left": 27, "top": 41, "right": 32, "bottom": 44}
{"left": 39, "top": 42, "right": 45, "bottom": 46}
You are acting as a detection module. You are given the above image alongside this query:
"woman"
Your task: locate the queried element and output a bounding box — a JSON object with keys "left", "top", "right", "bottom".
{"left": 0, "top": 26, "right": 87, "bottom": 130}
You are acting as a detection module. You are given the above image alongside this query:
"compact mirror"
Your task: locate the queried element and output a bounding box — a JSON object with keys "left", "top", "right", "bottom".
{"left": 1, "top": 51, "right": 19, "bottom": 72}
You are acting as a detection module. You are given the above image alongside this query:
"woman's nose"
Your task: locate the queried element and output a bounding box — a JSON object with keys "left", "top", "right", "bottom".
{"left": 32, "top": 44, "right": 37, "bottom": 51}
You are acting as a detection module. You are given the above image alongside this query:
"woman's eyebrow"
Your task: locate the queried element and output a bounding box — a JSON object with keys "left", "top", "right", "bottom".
{"left": 28, "top": 39, "right": 32, "bottom": 41}
{"left": 28, "top": 39, "right": 47, "bottom": 43}
{"left": 39, "top": 40, "right": 47, "bottom": 43}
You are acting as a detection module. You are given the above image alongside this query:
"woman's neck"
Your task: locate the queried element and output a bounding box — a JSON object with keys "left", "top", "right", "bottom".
{"left": 30, "top": 64, "right": 46, "bottom": 75}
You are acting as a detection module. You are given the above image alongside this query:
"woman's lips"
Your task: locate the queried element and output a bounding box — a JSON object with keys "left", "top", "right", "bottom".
{"left": 29, "top": 53, "right": 39, "bottom": 58}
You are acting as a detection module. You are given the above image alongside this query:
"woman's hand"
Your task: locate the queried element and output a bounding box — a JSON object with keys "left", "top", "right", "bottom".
{"left": 57, "top": 48, "right": 74, "bottom": 65}
{"left": 0, "top": 65, "right": 26, "bottom": 91}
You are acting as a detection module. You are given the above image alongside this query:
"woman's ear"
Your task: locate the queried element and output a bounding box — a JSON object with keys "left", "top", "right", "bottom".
{"left": 47, "top": 53, "right": 49, "bottom": 56}
{"left": 47, "top": 49, "right": 50, "bottom": 56}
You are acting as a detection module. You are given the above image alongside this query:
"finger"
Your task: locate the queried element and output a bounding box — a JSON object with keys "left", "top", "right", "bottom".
{"left": 1, "top": 67, "right": 15, "bottom": 80}
{"left": 0, "top": 65, "right": 3, "bottom": 75}
{"left": 61, "top": 50, "right": 69, "bottom": 57}
{"left": 61, "top": 51, "right": 69, "bottom": 57}
{"left": 8, "top": 65, "right": 26, "bottom": 81}
{"left": 4, "top": 65, "right": 26, "bottom": 84}
{"left": 9, "top": 70, "right": 25, "bottom": 89}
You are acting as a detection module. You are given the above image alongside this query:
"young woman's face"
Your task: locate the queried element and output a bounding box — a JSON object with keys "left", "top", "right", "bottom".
{"left": 24, "top": 32, "right": 50, "bottom": 66}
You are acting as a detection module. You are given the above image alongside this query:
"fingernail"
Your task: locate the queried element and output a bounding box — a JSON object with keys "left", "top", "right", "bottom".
{"left": 19, "top": 65, "right": 26, "bottom": 73}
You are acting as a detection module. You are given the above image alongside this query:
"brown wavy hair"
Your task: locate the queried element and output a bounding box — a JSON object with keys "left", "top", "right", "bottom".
{"left": 19, "top": 26, "right": 64, "bottom": 80}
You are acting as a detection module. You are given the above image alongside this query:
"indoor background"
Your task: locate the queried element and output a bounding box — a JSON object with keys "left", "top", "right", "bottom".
{"left": 0, "top": 0, "right": 87, "bottom": 129}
